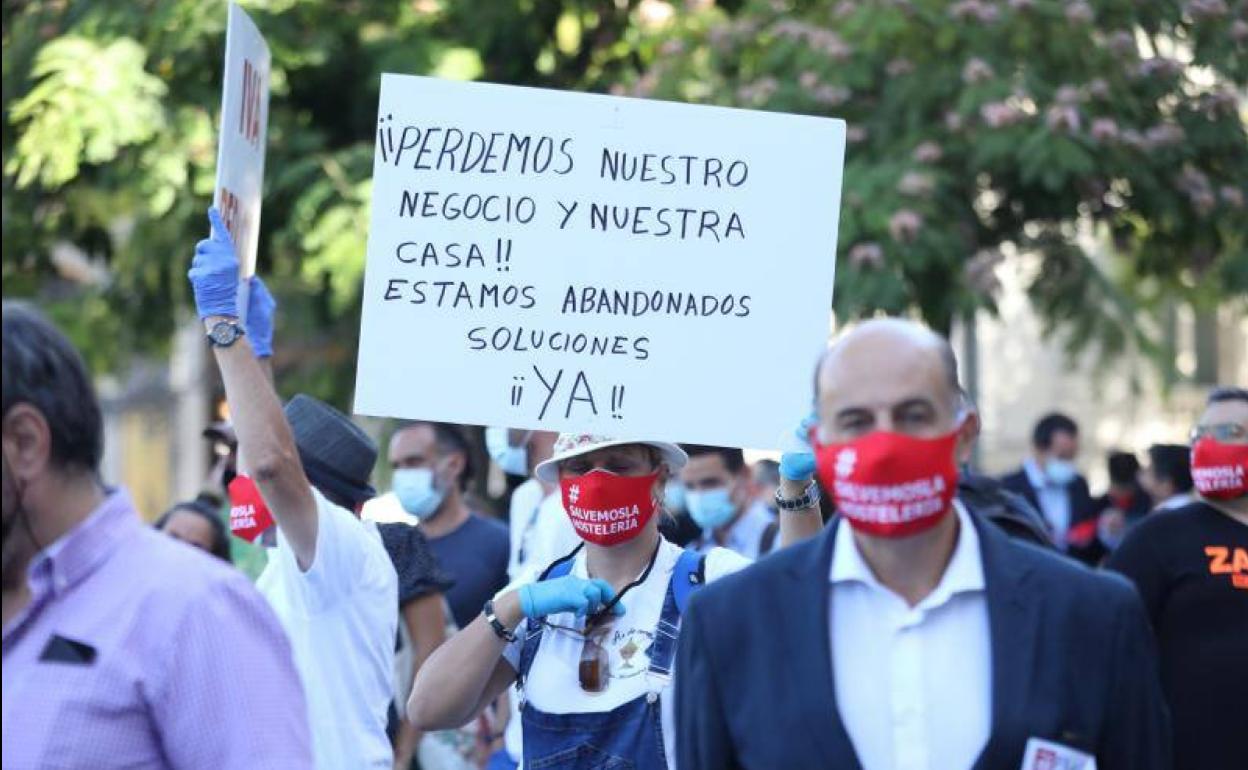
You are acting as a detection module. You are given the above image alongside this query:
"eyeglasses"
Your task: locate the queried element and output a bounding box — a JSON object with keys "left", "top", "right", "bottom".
{"left": 1190, "top": 423, "right": 1248, "bottom": 443}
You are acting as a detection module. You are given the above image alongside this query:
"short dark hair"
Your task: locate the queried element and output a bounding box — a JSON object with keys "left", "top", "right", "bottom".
{"left": 1148, "top": 443, "right": 1193, "bottom": 493}
{"left": 1106, "top": 451, "right": 1141, "bottom": 486}
{"left": 1207, "top": 386, "right": 1248, "bottom": 405}
{"left": 1, "top": 303, "right": 103, "bottom": 473}
{"left": 681, "top": 444, "right": 746, "bottom": 474}
{"left": 396, "top": 421, "right": 475, "bottom": 491}
{"left": 154, "top": 497, "right": 233, "bottom": 563}
{"left": 1032, "top": 413, "right": 1079, "bottom": 450}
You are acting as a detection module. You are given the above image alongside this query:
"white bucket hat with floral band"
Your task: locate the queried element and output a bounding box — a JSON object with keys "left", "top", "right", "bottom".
{"left": 534, "top": 433, "right": 688, "bottom": 484}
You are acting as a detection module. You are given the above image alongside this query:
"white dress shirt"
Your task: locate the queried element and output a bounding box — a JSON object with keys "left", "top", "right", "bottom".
{"left": 1023, "top": 458, "right": 1072, "bottom": 547}
{"left": 829, "top": 501, "right": 991, "bottom": 770}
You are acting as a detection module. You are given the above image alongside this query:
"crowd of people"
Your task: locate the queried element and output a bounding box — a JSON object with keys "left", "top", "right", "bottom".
{"left": 2, "top": 209, "right": 1245, "bottom": 770}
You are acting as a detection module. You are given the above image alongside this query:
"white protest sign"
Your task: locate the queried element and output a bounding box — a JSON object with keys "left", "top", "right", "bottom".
{"left": 213, "top": 1, "right": 270, "bottom": 279}
{"left": 355, "top": 75, "right": 844, "bottom": 450}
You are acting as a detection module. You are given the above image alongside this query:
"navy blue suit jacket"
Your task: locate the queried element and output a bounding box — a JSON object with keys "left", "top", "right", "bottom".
{"left": 675, "top": 512, "right": 1171, "bottom": 770}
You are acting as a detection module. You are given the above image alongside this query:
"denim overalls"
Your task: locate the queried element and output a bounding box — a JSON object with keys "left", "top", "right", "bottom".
{"left": 516, "top": 549, "right": 703, "bottom": 770}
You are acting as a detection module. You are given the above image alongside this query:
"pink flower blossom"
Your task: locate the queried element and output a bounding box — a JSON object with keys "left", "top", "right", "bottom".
{"left": 950, "top": 0, "right": 1000, "bottom": 23}
{"left": 834, "top": 1, "right": 857, "bottom": 18}
{"left": 810, "top": 29, "right": 852, "bottom": 60}
{"left": 981, "top": 101, "right": 1023, "bottom": 128}
{"left": 847, "top": 125, "right": 868, "bottom": 143}
{"left": 1085, "top": 79, "right": 1110, "bottom": 100}
{"left": 1090, "top": 118, "right": 1119, "bottom": 142}
{"left": 814, "top": 85, "right": 851, "bottom": 106}
{"left": 1046, "top": 104, "right": 1081, "bottom": 133}
{"left": 1065, "top": 1, "right": 1093, "bottom": 23}
{"left": 1054, "top": 85, "right": 1081, "bottom": 105}
{"left": 1136, "top": 58, "right": 1184, "bottom": 79}
{"left": 1008, "top": 0, "right": 1033, "bottom": 9}
{"left": 1145, "top": 123, "right": 1185, "bottom": 147}
{"left": 736, "top": 77, "right": 778, "bottom": 104}
{"left": 1105, "top": 30, "right": 1135, "bottom": 57}
{"left": 659, "top": 39, "right": 685, "bottom": 56}
{"left": 1232, "top": 19, "right": 1248, "bottom": 42}
{"left": 897, "top": 172, "right": 935, "bottom": 196}
{"left": 913, "top": 141, "right": 943, "bottom": 163}
{"left": 962, "top": 57, "right": 994, "bottom": 85}
{"left": 1220, "top": 186, "right": 1245, "bottom": 209}
{"left": 799, "top": 71, "right": 820, "bottom": 89}
{"left": 849, "top": 242, "right": 885, "bottom": 269}
{"left": 889, "top": 209, "right": 923, "bottom": 243}
{"left": 1184, "top": 0, "right": 1228, "bottom": 20}
{"left": 964, "top": 249, "right": 1004, "bottom": 296}
{"left": 945, "top": 112, "right": 965, "bottom": 132}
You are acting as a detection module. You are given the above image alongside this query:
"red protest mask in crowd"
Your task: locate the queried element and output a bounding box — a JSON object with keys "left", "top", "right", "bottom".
{"left": 1191, "top": 438, "right": 1248, "bottom": 500}
{"left": 561, "top": 470, "right": 660, "bottom": 547}
{"left": 815, "top": 429, "right": 961, "bottom": 538}
{"left": 228, "top": 475, "right": 275, "bottom": 542}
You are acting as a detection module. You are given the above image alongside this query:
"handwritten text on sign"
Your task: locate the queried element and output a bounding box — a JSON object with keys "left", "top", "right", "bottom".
{"left": 213, "top": 2, "right": 270, "bottom": 278}
{"left": 355, "top": 75, "right": 845, "bottom": 450}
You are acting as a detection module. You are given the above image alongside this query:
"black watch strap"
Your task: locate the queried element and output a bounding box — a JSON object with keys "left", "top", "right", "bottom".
{"left": 484, "top": 599, "right": 516, "bottom": 643}
{"left": 775, "top": 480, "right": 821, "bottom": 512}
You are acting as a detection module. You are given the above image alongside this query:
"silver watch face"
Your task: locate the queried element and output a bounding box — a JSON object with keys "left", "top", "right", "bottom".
{"left": 208, "top": 321, "right": 241, "bottom": 346}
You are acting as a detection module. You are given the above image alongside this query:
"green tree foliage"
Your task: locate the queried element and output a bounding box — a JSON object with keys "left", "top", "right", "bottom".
{"left": 636, "top": 0, "right": 1247, "bottom": 353}
{"left": 3, "top": 0, "right": 1245, "bottom": 406}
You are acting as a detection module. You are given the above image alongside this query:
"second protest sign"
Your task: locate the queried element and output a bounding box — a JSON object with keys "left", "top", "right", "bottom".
{"left": 355, "top": 74, "right": 845, "bottom": 450}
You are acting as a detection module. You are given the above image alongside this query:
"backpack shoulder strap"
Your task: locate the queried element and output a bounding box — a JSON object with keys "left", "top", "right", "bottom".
{"left": 671, "top": 548, "right": 708, "bottom": 615}
{"left": 537, "top": 543, "right": 583, "bottom": 581}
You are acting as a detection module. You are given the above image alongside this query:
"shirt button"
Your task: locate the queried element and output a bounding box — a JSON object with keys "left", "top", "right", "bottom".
{"left": 646, "top": 692, "right": 658, "bottom": 704}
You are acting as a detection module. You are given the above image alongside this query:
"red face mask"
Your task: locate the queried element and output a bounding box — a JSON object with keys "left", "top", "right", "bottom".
{"left": 560, "top": 470, "right": 660, "bottom": 547}
{"left": 815, "top": 429, "right": 961, "bottom": 538}
{"left": 228, "top": 475, "right": 275, "bottom": 543}
{"left": 1191, "top": 438, "right": 1248, "bottom": 500}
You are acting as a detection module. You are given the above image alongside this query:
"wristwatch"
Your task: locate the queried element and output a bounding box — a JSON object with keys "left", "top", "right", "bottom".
{"left": 206, "top": 319, "right": 246, "bottom": 348}
{"left": 484, "top": 599, "right": 516, "bottom": 643}
{"left": 775, "top": 480, "right": 821, "bottom": 512}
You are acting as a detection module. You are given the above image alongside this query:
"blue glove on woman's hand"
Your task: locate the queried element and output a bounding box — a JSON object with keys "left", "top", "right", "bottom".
{"left": 518, "top": 576, "right": 626, "bottom": 619}
{"left": 779, "top": 412, "right": 818, "bottom": 482}
{"left": 188, "top": 208, "right": 239, "bottom": 320}
{"left": 246, "top": 275, "right": 276, "bottom": 358}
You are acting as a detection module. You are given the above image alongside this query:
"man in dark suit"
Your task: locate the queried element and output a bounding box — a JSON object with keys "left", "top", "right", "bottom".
{"left": 1001, "top": 413, "right": 1098, "bottom": 561}
{"left": 676, "top": 319, "right": 1169, "bottom": 770}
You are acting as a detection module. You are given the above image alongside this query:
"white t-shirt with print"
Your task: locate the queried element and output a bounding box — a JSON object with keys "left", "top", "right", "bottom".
{"left": 500, "top": 538, "right": 750, "bottom": 769}
{"left": 257, "top": 488, "right": 399, "bottom": 770}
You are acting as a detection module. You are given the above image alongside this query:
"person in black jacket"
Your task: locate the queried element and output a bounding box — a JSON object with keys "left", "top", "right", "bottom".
{"left": 1001, "top": 413, "right": 1097, "bottom": 556}
{"left": 679, "top": 318, "right": 1169, "bottom": 770}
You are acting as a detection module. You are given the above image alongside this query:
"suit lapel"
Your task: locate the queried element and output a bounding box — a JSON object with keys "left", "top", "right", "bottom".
{"left": 779, "top": 519, "right": 864, "bottom": 769}
{"left": 972, "top": 515, "right": 1040, "bottom": 770}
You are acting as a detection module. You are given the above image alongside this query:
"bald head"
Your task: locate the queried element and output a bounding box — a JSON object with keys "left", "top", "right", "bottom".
{"left": 815, "top": 318, "right": 965, "bottom": 442}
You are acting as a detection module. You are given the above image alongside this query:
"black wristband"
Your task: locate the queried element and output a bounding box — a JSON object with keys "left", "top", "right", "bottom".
{"left": 484, "top": 599, "right": 516, "bottom": 643}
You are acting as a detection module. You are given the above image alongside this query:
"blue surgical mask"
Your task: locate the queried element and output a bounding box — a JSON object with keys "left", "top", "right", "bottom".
{"left": 686, "top": 488, "right": 737, "bottom": 531}
{"left": 663, "top": 482, "right": 687, "bottom": 514}
{"left": 393, "top": 468, "right": 446, "bottom": 519}
{"left": 485, "top": 427, "right": 529, "bottom": 477}
{"left": 1045, "top": 458, "right": 1078, "bottom": 486}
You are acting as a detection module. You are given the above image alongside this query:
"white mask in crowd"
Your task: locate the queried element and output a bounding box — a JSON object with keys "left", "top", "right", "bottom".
{"left": 393, "top": 468, "right": 446, "bottom": 518}
{"left": 686, "top": 487, "right": 737, "bottom": 531}
{"left": 485, "top": 427, "right": 530, "bottom": 477}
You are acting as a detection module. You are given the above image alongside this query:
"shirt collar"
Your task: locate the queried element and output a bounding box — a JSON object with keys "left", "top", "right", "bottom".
{"left": 830, "top": 500, "right": 985, "bottom": 606}
{"left": 26, "top": 488, "right": 138, "bottom": 599}
{"left": 1022, "top": 457, "right": 1048, "bottom": 489}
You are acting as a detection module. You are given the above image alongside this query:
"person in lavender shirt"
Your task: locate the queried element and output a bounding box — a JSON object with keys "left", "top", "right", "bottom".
{"left": 1, "top": 303, "right": 312, "bottom": 769}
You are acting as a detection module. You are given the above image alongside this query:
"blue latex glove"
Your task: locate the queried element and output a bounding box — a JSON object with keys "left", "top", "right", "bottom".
{"left": 188, "top": 208, "right": 239, "bottom": 320}
{"left": 246, "top": 275, "right": 276, "bottom": 358}
{"left": 518, "top": 576, "right": 626, "bottom": 619}
{"left": 779, "top": 412, "right": 818, "bottom": 482}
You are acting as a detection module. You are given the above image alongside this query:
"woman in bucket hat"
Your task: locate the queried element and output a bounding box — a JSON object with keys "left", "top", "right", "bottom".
{"left": 408, "top": 433, "right": 751, "bottom": 770}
